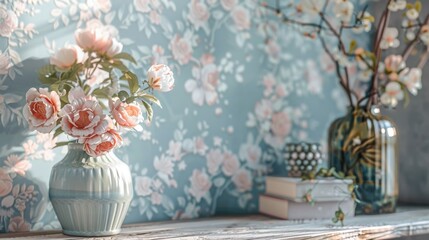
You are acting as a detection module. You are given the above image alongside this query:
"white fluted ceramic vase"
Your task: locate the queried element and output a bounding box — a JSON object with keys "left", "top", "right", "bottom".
{"left": 49, "top": 143, "right": 133, "bottom": 237}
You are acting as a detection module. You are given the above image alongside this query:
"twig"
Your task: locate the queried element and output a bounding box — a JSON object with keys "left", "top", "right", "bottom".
{"left": 403, "top": 15, "right": 429, "bottom": 61}
{"left": 418, "top": 49, "right": 429, "bottom": 69}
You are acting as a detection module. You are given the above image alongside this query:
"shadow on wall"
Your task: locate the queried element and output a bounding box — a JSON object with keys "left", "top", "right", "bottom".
{"left": 0, "top": 58, "right": 58, "bottom": 232}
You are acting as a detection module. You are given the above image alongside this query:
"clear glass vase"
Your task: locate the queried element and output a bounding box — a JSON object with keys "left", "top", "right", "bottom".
{"left": 328, "top": 106, "right": 398, "bottom": 214}
{"left": 49, "top": 143, "right": 133, "bottom": 236}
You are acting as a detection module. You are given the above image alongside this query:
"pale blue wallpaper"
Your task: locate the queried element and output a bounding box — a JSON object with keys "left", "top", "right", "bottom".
{"left": 0, "top": 0, "right": 373, "bottom": 233}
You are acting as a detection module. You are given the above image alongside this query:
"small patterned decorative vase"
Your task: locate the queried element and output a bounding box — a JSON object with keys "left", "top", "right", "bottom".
{"left": 49, "top": 143, "right": 133, "bottom": 236}
{"left": 328, "top": 106, "right": 398, "bottom": 215}
{"left": 284, "top": 143, "right": 323, "bottom": 177}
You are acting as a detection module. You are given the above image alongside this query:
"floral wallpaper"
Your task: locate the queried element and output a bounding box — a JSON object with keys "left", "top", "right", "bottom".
{"left": 0, "top": 0, "right": 368, "bottom": 233}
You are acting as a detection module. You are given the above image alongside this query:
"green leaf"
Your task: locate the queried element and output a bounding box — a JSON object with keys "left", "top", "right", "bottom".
{"left": 120, "top": 71, "right": 139, "bottom": 93}
{"left": 415, "top": 1, "right": 422, "bottom": 12}
{"left": 38, "top": 64, "right": 58, "bottom": 84}
{"left": 406, "top": 3, "right": 414, "bottom": 9}
{"left": 112, "top": 52, "right": 137, "bottom": 64}
{"left": 112, "top": 60, "right": 129, "bottom": 72}
{"left": 349, "top": 40, "right": 357, "bottom": 53}
{"left": 141, "top": 100, "right": 153, "bottom": 122}
{"left": 140, "top": 93, "right": 162, "bottom": 108}
{"left": 54, "top": 141, "right": 74, "bottom": 149}
{"left": 53, "top": 127, "right": 64, "bottom": 139}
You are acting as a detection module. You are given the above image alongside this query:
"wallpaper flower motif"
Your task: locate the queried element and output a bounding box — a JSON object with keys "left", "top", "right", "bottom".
{"left": 0, "top": 0, "right": 360, "bottom": 233}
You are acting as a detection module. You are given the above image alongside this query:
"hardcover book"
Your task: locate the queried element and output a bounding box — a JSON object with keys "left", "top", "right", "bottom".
{"left": 265, "top": 176, "right": 353, "bottom": 202}
{"left": 259, "top": 195, "right": 355, "bottom": 220}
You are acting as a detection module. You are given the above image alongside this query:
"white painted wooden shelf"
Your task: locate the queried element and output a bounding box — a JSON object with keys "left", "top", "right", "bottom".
{"left": 3, "top": 207, "right": 429, "bottom": 239}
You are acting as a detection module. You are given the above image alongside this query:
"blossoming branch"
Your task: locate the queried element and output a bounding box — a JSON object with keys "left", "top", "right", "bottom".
{"left": 262, "top": 0, "right": 428, "bottom": 109}
{"left": 23, "top": 28, "right": 174, "bottom": 157}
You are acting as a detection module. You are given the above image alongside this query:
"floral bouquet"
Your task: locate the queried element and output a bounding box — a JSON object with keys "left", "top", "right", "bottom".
{"left": 262, "top": 0, "right": 428, "bottom": 109}
{"left": 22, "top": 28, "right": 174, "bottom": 157}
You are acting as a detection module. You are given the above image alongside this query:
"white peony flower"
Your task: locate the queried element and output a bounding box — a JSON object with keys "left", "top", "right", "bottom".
{"left": 106, "top": 38, "right": 123, "bottom": 57}
{"left": 380, "top": 28, "right": 400, "bottom": 49}
{"left": 388, "top": 0, "right": 406, "bottom": 12}
{"left": 380, "top": 82, "right": 404, "bottom": 108}
{"left": 147, "top": 64, "right": 175, "bottom": 92}
{"left": 333, "top": 0, "right": 354, "bottom": 23}
{"left": 50, "top": 45, "right": 85, "bottom": 70}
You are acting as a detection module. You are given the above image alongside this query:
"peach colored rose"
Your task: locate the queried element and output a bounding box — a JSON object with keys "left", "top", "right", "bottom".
{"left": 147, "top": 64, "right": 175, "bottom": 92}
{"left": 23, "top": 88, "right": 61, "bottom": 133}
{"left": 189, "top": 169, "right": 212, "bottom": 202}
{"left": 271, "top": 111, "right": 291, "bottom": 138}
{"left": 0, "top": 168, "right": 12, "bottom": 197}
{"left": 50, "top": 45, "right": 85, "bottom": 70}
{"left": 60, "top": 97, "right": 106, "bottom": 138}
{"left": 232, "top": 6, "right": 250, "bottom": 31}
{"left": 0, "top": 7, "right": 18, "bottom": 37}
{"left": 170, "top": 35, "right": 193, "bottom": 65}
{"left": 222, "top": 151, "right": 240, "bottom": 176}
{"left": 4, "top": 155, "right": 31, "bottom": 176}
{"left": 0, "top": 51, "right": 11, "bottom": 75}
{"left": 206, "top": 149, "right": 223, "bottom": 175}
{"left": 82, "top": 122, "right": 122, "bottom": 157}
{"left": 188, "top": 0, "right": 210, "bottom": 30}
{"left": 109, "top": 99, "right": 143, "bottom": 128}
{"left": 151, "top": 192, "right": 162, "bottom": 205}
{"left": 134, "top": 0, "right": 151, "bottom": 13}
{"left": 75, "top": 28, "right": 112, "bottom": 53}
{"left": 232, "top": 169, "right": 252, "bottom": 192}
{"left": 106, "top": 38, "right": 123, "bottom": 57}
{"left": 8, "top": 216, "right": 30, "bottom": 232}
{"left": 135, "top": 176, "right": 152, "bottom": 196}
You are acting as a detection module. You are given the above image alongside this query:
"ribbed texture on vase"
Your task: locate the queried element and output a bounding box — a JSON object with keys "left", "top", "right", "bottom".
{"left": 51, "top": 199, "right": 130, "bottom": 236}
{"left": 49, "top": 144, "right": 133, "bottom": 237}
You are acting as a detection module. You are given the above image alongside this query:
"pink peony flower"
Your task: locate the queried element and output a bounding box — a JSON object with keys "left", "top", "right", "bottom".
{"left": 109, "top": 99, "right": 143, "bottom": 128}
{"left": 0, "top": 168, "right": 12, "bottom": 197}
{"left": 82, "top": 122, "right": 122, "bottom": 157}
{"left": 271, "top": 111, "right": 291, "bottom": 138}
{"left": 134, "top": 176, "right": 152, "bottom": 196}
{"left": 0, "top": 51, "right": 11, "bottom": 75}
{"left": 232, "top": 169, "right": 252, "bottom": 192}
{"left": 23, "top": 88, "right": 61, "bottom": 133}
{"left": 232, "top": 6, "right": 250, "bottom": 31}
{"left": 170, "top": 35, "right": 193, "bottom": 65}
{"left": 50, "top": 45, "right": 85, "bottom": 70}
{"left": 255, "top": 99, "right": 273, "bottom": 120}
{"left": 147, "top": 64, "right": 175, "bottom": 92}
{"left": 221, "top": 0, "right": 237, "bottom": 11}
{"left": 8, "top": 216, "right": 31, "bottom": 232}
{"left": 106, "top": 38, "right": 123, "bottom": 57}
{"left": 74, "top": 28, "right": 112, "bottom": 53}
{"left": 60, "top": 97, "right": 106, "bottom": 138}
{"left": 188, "top": 0, "right": 210, "bottom": 30}
{"left": 189, "top": 169, "right": 212, "bottom": 202}
{"left": 0, "top": 6, "right": 18, "bottom": 37}
{"left": 222, "top": 151, "right": 240, "bottom": 176}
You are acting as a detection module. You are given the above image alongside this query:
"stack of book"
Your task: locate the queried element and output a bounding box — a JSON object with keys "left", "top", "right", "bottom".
{"left": 259, "top": 176, "right": 355, "bottom": 220}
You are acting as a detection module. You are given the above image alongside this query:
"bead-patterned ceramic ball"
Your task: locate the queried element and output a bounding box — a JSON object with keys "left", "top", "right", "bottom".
{"left": 284, "top": 142, "right": 323, "bottom": 177}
